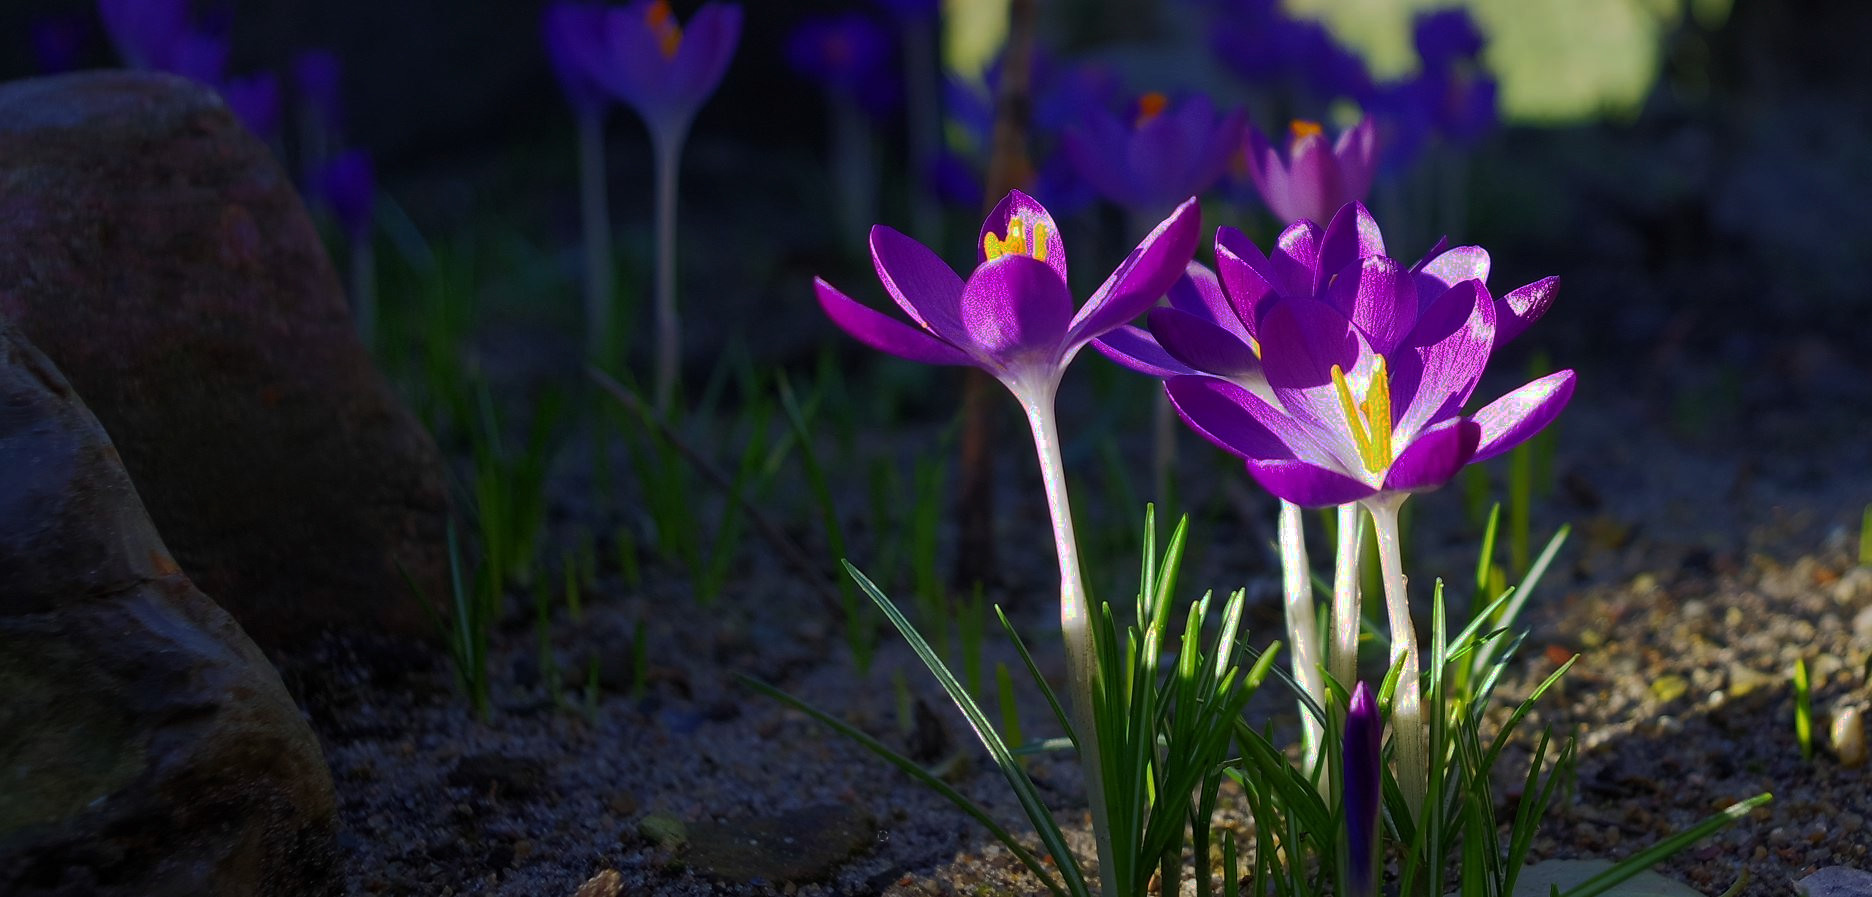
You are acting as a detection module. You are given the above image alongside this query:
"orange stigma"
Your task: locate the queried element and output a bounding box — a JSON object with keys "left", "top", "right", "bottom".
{"left": 1135, "top": 92, "right": 1170, "bottom": 128}
{"left": 646, "top": 0, "right": 682, "bottom": 58}
{"left": 1289, "top": 119, "right": 1325, "bottom": 140}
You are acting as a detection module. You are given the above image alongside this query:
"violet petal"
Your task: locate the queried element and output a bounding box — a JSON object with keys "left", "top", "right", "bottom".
{"left": 1149, "top": 307, "right": 1261, "bottom": 381}
{"left": 979, "top": 189, "right": 1070, "bottom": 285}
{"left": 1246, "top": 458, "right": 1377, "bottom": 507}
{"left": 1072, "top": 197, "right": 1201, "bottom": 341}
{"left": 1093, "top": 325, "right": 1195, "bottom": 380}
{"left": 1470, "top": 370, "right": 1576, "bottom": 462}
{"left": 870, "top": 224, "right": 967, "bottom": 343}
{"left": 815, "top": 278, "right": 975, "bottom": 366}
{"left": 960, "top": 255, "right": 1074, "bottom": 368}
{"left": 1381, "top": 417, "right": 1479, "bottom": 493}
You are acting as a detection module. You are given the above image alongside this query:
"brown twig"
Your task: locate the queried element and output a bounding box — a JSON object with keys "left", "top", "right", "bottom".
{"left": 587, "top": 365, "right": 846, "bottom": 617}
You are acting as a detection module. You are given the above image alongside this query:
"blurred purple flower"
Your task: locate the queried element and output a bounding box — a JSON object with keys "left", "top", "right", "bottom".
{"left": 1344, "top": 681, "right": 1383, "bottom": 897}
{"left": 293, "top": 49, "right": 345, "bottom": 130}
{"left": 581, "top": 0, "right": 741, "bottom": 139}
{"left": 1064, "top": 92, "right": 1242, "bottom": 214}
{"left": 98, "top": 0, "right": 190, "bottom": 70}
{"left": 815, "top": 190, "right": 1199, "bottom": 396}
{"left": 786, "top": 13, "right": 898, "bottom": 116}
{"left": 939, "top": 55, "right": 1115, "bottom": 214}
{"left": 222, "top": 72, "right": 281, "bottom": 139}
{"left": 1160, "top": 203, "right": 1575, "bottom": 506}
{"left": 31, "top": 15, "right": 91, "bottom": 74}
{"left": 317, "top": 150, "right": 376, "bottom": 240}
{"left": 1213, "top": 12, "right": 1373, "bottom": 104}
{"left": 542, "top": 3, "right": 610, "bottom": 115}
{"left": 1413, "top": 8, "right": 1485, "bottom": 71}
{"left": 1243, "top": 117, "right": 1377, "bottom": 226}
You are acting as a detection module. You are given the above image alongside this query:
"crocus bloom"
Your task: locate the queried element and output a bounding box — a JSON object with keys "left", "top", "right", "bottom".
{"left": 543, "top": 3, "right": 611, "bottom": 116}
{"left": 222, "top": 72, "right": 281, "bottom": 139}
{"left": 816, "top": 190, "right": 1199, "bottom": 398}
{"left": 1243, "top": 117, "right": 1377, "bottom": 227}
{"left": 98, "top": 0, "right": 189, "bottom": 70}
{"left": 815, "top": 190, "right": 1201, "bottom": 897}
{"left": 786, "top": 13, "right": 899, "bottom": 118}
{"left": 317, "top": 150, "right": 376, "bottom": 241}
{"left": 1413, "top": 8, "right": 1486, "bottom": 72}
{"left": 1343, "top": 681, "right": 1383, "bottom": 897}
{"left": 1064, "top": 92, "right": 1243, "bottom": 215}
{"left": 582, "top": 0, "right": 741, "bottom": 139}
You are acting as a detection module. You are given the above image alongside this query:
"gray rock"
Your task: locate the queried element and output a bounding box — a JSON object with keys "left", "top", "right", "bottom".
{"left": 1798, "top": 867, "right": 1872, "bottom": 897}
{"left": 0, "top": 70, "right": 449, "bottom": 652}
{"left": 684, "top": 804, "right": 875, "bottom": 884}
{"left": 0, "top": 322, "right": 339, "bottom": 896}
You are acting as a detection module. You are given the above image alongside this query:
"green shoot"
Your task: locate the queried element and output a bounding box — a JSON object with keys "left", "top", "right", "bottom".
{"left": 995, "top": 662, "right": 1024, "bottom": 769}
{"left": 405, "top": 522, "right": 497, "bottom": 722}
{"left": 958, "top": 583, "right": 986, "bottom": 701}
{"left": 1794, "top": 657, "right": 1814, "bottom": 762}
{"left": 533, "top": 575, "right": 562, "bottom": 709}
{"left": 778, "top": 373, "right": 873, "bottom": 671}
{"left": 1860, "top": 504, "right": 1872, "bottom": 568}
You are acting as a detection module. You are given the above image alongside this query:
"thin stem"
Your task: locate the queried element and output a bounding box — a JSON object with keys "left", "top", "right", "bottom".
{"left": 1019, "top": 386, "right": 1116, "bottom": 897}
{"left": 577, "top": 109, "right": 616, "bottom": 369}
{"left": 1278, "top": 499, "right": 1325, "bottom": 773}
{"left": 651, "top": 122, "right": 687, "bottom": 414}
{"left": 1330, "top": 503, "right": 1364, "bottom": 692}
{"left": 1366, "top": 494, "right": 1426, "bottom": 824}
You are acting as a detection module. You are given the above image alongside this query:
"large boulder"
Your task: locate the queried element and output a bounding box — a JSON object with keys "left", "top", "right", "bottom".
{"left": 0, "top": 321, "right": 339, "bottom": 897}
{"left": 0, "top": 70, "right": 447, "bottom": 651}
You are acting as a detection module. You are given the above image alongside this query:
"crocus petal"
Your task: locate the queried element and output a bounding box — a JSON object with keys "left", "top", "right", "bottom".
{"left": 1241, "top": 123, "right": 1285, "bottom": 215}
{"left": 1148, "top": 307, "right": 1261, "bottom": 381}
{"left": 1470, "top": 370, "right": 1576, "bottom": 462}
{"left": 1215, "top": 227, "right": 1276, "bottom": 338}
{"left": 1314, "top": 201, "right": 1386, "bottom": 297}
{"left": 1389, "top": 279, "right": 1495, "bottom": 443}
{"left": 1326, "top": 255, "right": 1415, "bottom": 355}
{"left": 960, "top": 255, "right": 1074, "bottom": 370}
{"left": 1269, "top": 220, "right": 1323, "bottom": 300}
{"left": 670, "top": 3, "right": 741, "bottom": 108}
{"left": 1246, "top": 459, "right": 1376, "bottom": 507}
{"left": 601, "top": 7, "right": 670, "bottom": 111}
{"left": 1416, "top": 244, "right": 1490, "bottom": 294}
{"left": 1495, "top": 275, "right": 1559, "bottom": 347}
{"left": 1381, "top": 417, "right": 1480, "bottom": 493}
{"left": 1281, "top": 132, "right": 1340, "bottom": 226}
{"left": 1333, "top": 118, "right": 1378, "bottom": 204}
{"left": 979, "top": 189, "right": 1069, "bottom": 284}
{"left": 815, "top": 278, "right": 974, "bottom": 366}
{"left": 871, "top": 225, "right": 967, "bottom": 343}
{"left": 1257, "top": 297, "right": 1382, "bottom": 459}
{"left": 1168, "top": 376, "right": 1327, "bottom": 464}
{"left": 1093, "top": 325, "right": 1195, "bottom": 380}
{"left": 1070, "top": 197, "right": 1201, "bottom": 342}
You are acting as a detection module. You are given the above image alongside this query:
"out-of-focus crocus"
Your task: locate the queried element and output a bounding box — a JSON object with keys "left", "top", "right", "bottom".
{"left": 816, "top": 190, "right": 1201, "bottom": 897}
{"left": 1212, "top": 7, "right": 1373, "bottom": 106}
{"left": 585, "top": 0, "right": 741, "bottom": 140}
{"left": 786, "top": 13, "right": 898, "bottom": 116}
{"left": 317, "top": 150, "right": 378, "bottom": 348}
{"left": 543, "top": 3, "right": 610, "bottom": 116}
{"left": 222, "top": 72, "right": 281, "bottom": 139}
{"left": 1243, "top": 116, "right": 1377, "bottom": 227}
{"left": 1064, "top": 92, "right": 1242, "bottom": 218}
{"left": 98, "top": 0, "right": 189, "bottom": 70}
{"left": 1414, "top": 8, "right": 1486, "bottom": 73}
{"left": 293, "top": 50, "right": 345, "bottom": 131}
{"left": 1343, "top": 681, "right": 1383, "bottom": 897}
{"left": 578, "top": 0, "right": 742, "bottom": 409}
{"left": 31, "top": 15, "right": 90, "bottom": 74}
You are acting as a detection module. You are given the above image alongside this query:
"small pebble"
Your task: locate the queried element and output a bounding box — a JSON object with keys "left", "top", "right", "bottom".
{"left": 1831, "top": 706, "right": 1867, "bottom": 767}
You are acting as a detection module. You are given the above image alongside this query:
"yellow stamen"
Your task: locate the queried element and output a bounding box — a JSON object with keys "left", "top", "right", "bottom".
{"left": 646, "top": 0, "right": 682, "bottom": 58}
{"left": 1290, "top": 119, "right": 1325, "bottom": 140}
{"left": 983, "top": 216, "right": 1049, "bottom": 263}
{"left": 1331, "top": 357, "right": 1394, "bottom": 473}
{"left": 1136, "top": 92, "right": 1170, "bottom": 128}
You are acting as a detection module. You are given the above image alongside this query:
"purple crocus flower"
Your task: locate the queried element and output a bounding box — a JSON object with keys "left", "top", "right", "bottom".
{"left": 1243, "top": 117, "right": 1377, "bottom": 227}
{"left": 98, "top": 0, "right": 189, "bottom": 70}
{"left": 1162, "top": 203, "right": 1575, "bottom": 507}
{"left": 31, "top": 15, "right": 91, "bottom": 74}
{"left": 1344, "top": 681, "right": 1383, "bottom": 897}
{"left": 317, "top": 150, "right": 376, "bottom": 241}
{"left": 1413, "top": 8, "right": 1486, "bottom": 71}
{"left": 816, "top": 190, "right": 1199, "bottom": 397}
{"left": 580, "top": 0, "right": 741, "bottom": 139}
{"left": 221, "top": 71, "right": 281, "bottom": 139}
{"left": 293, "top": 49, "right": 345, "bottom": 128}
{"left": 543, "top": 3, "right": 611, "bottom": 115}
{"left": 786, "top": 13, "right": 898, "bottom": 118}
{"left": 1063, "top": 92, "right": 1243, "bottom": 216}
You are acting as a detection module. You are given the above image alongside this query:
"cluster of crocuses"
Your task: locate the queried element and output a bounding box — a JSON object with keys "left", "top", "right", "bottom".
{"left": 814, "top": 181, "right": 1570, "bottom": 890}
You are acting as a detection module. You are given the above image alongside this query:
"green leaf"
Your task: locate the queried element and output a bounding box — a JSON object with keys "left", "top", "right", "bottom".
{"left": 1500, "top": 860, "right": 1703, "bottom": 897}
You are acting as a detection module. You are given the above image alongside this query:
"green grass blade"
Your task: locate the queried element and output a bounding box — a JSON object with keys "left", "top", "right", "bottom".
{"left": 1556, "top": 793, "right": 1771, "bottom": 897}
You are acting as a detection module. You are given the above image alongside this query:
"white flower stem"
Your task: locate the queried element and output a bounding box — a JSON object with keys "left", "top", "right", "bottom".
{"left": 1278, "top": 499, "right": 1326, "bottom": 774}
{"left": 1330, "top": 503, "right": 1364, "bottom": 693}
{"left": 1366, "top": 494, "right": 1426, "bottom": 824}
{"left": 1019, "top": 388, "right": 1117, "bottom": 897}
{"left": 577, "top": 109, "right": 615, "bottom": 369}
{"left": 651, "top": 123, "right": 687, "bottom": 415}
